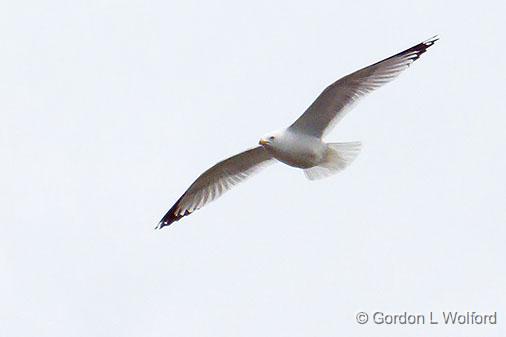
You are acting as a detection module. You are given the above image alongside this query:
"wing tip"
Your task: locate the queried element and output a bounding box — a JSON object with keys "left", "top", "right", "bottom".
{"left": 155, "top": 211, "right": 187, "bottom": 230}
{"left": 422, "top": 35, "right": 439, "bottom": 47}
{"left": 155, "top": 195, "right": 190, "bottom": 230}
{"left": 155, "top": 218, "right": 172, "bottom": 230}
{"left": 399, "top": 34, "right": 439, "bottom": 63}
{"left": 157, "top": 207, "right": 192, "bottom": 229}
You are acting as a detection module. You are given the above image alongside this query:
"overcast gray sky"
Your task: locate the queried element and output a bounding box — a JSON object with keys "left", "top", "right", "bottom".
{"left": 1, "top": 0, "right": 505, "bottom": 336}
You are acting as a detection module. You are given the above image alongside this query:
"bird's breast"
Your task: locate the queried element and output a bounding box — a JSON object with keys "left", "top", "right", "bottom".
{"left": 268, "top": 135, "right": 325, "bottom": 169}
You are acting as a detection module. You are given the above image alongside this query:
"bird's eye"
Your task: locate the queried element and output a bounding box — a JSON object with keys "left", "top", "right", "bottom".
{"left": 269, "top": 136, "right": 275, "bottom": 140}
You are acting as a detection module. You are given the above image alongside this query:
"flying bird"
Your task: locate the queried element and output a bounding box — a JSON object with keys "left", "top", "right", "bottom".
{"left": 157, "top": 36, "right": 438, "bottom": 229}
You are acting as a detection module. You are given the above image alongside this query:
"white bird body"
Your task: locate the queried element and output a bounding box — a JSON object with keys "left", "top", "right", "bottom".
{"left": 261, "top": 129, "right": 325, "bottom": 169}
{"left": 157, "top": 36, "right": 438, "bottom": 229}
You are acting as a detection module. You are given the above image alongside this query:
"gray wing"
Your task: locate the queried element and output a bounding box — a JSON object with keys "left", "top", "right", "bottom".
{"left": 157, "top": 146, "right": 274, "bottom": 229}
{"left": 289, "top": 36, "right": 438, "bottom": 137}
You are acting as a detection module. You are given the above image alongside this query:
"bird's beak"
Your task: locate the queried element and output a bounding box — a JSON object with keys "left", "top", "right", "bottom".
{"left": 259, "top": 138, "right": 269, "bottom": 146}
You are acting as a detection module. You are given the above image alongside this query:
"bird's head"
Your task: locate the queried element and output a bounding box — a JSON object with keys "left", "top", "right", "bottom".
{"left": 259, "top": 130, "right": 281, "bottom": 147}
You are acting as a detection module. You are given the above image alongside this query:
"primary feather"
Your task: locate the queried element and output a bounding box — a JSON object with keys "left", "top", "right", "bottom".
{"left": 157, "top": 147, "right": 273, "bottom": 228}
{"left": 289, "top": 36, "right": 438, "bottom": 137}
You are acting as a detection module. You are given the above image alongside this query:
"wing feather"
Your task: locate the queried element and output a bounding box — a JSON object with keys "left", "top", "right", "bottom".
{"left": 157, "top": 146, "right": 274, "bottom": 228}
{"left": 289, "top": 36, "right": 438, "bottom": 137}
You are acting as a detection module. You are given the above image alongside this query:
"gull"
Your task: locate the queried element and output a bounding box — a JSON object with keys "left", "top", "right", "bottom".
{"left": 157, "top": 36, "right": 438, "bottom": 229}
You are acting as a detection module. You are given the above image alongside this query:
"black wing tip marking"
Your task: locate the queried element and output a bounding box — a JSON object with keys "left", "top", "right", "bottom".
{"left": 155, "top": 212, "right": 184, "bottom": 230}
{"left": 398, "top": 35, "right": 439, "bottom": 62}
{"left": 355, "top": 35, "right": 439, "bottom": 76}
{"left": 155, "top": 194, "right": 190, "bottom": 230}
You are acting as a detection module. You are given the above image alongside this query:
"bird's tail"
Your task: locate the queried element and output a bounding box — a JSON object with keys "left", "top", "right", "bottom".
{"left": 303, "top": 141, "right": 362, "bottom": 180}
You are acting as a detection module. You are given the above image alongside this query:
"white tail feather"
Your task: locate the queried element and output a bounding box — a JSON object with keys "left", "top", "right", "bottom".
{"left": 304, "top": 141, "right": 361, "bottom": 180}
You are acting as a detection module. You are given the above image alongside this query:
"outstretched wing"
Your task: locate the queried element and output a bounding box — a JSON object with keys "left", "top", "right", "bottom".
{"left": 157, "top": 146, "right": 274, "bottom": 229}
{"left": 289, "top": 36, "right": 438, "bottom": 137}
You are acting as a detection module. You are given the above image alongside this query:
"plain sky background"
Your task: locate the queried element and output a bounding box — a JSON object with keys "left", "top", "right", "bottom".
{"left": 1, "top": 0, "right": 505, "bottom": 336}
